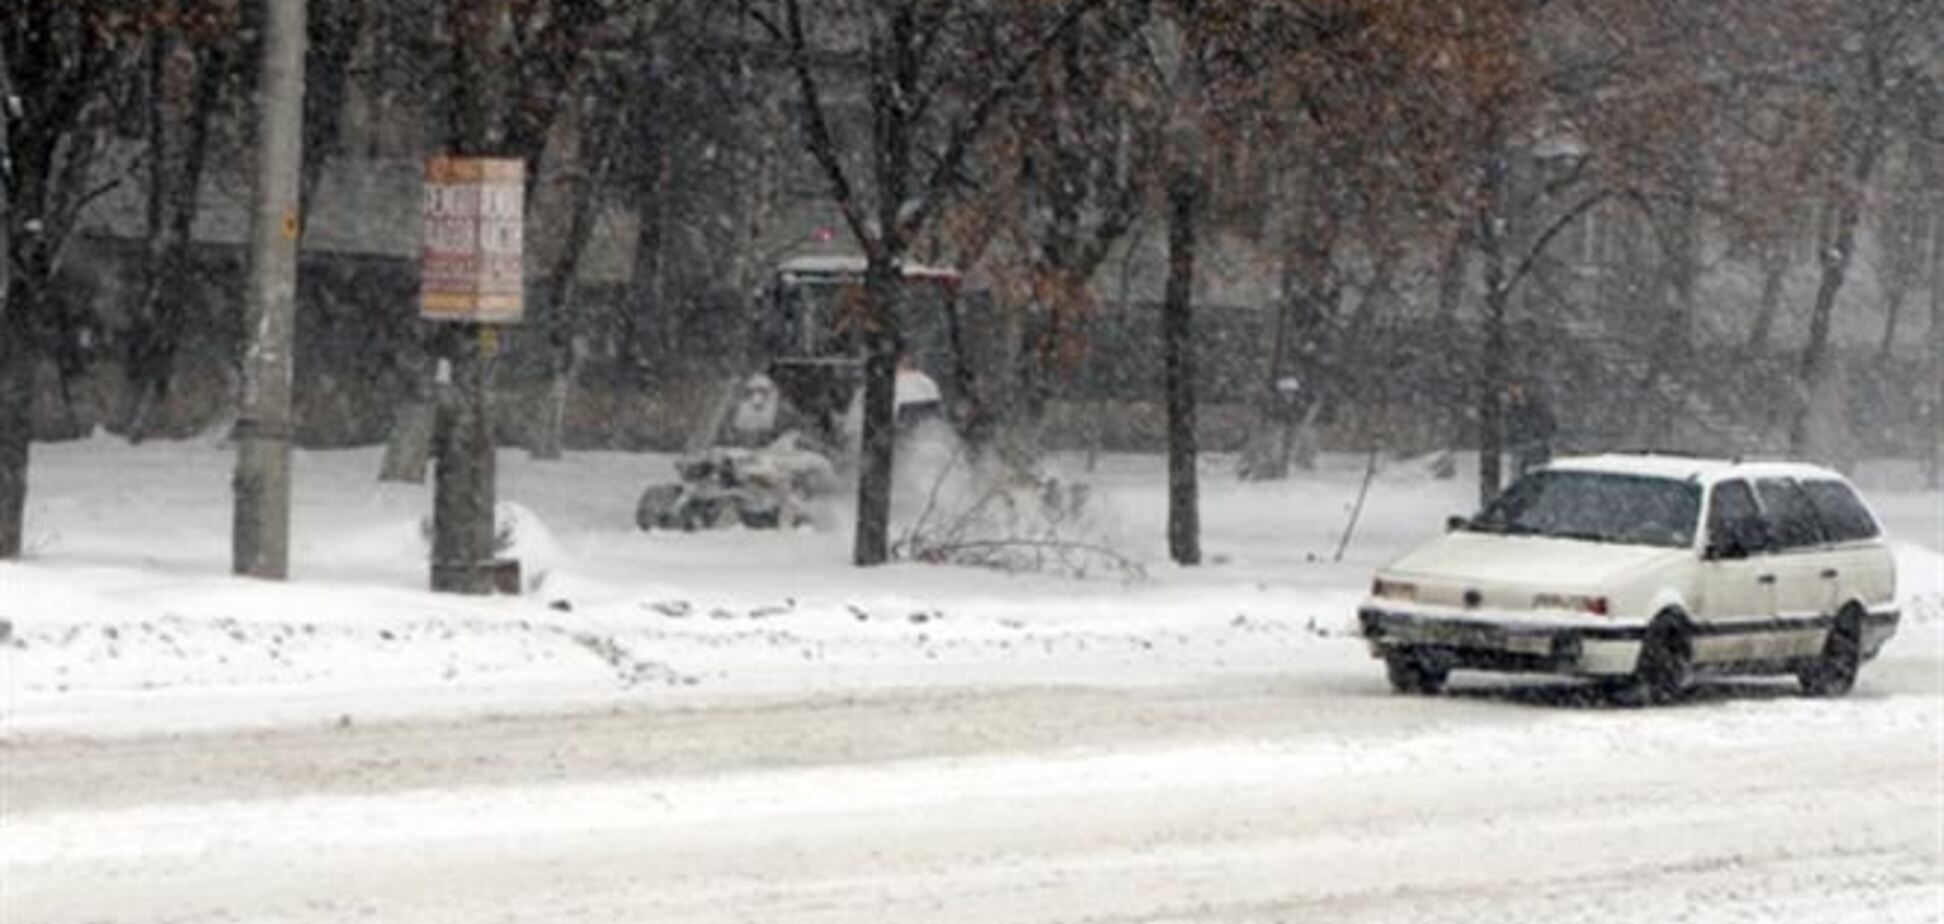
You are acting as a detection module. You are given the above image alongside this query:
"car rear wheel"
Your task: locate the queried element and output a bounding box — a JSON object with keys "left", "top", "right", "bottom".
{"left": 1798, "top": 608, "right": 1863, "bottom": 697}
{"left": 1384, "top": 650, "right": 1448, "bottom": 695}
{"left": 1618, "top": 614, "right": 1692, "bottom": 706}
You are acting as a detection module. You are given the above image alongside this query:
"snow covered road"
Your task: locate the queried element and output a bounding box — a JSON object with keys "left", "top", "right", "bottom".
{"left": 8, "top": 668, "right": 1942, "bottom": 923}
{"left": 4, "top": 441, "right": 1941, "bottom": 921}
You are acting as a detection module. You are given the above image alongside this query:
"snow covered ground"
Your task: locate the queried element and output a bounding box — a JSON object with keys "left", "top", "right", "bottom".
{"left": 5, "top": 437, "right": 1935, "bottom": 737}
{"left": 3, "top": 438, "right": 1941, "bottom": 923}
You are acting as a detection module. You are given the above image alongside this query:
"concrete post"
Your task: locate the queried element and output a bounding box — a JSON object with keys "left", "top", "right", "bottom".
{"left": 234, "top": 0, "right": 307, "bottom": 579}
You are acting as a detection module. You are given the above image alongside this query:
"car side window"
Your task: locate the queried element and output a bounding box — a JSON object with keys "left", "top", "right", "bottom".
{"left": 1800, "top": 480, "right": 1880, "bottom": 543}
{"left": 1752, "top": 478, "right": 1826, "bottom": 551}
{"left": 1707, "top": 480, "right": 1769, "bottom": 556}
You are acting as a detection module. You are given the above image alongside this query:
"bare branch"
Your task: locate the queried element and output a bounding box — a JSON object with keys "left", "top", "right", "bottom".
{"left": 767, "top": 0, "right": 876, "bottom": 255}
{"left": 896, "top": 0, "right": 1109, "bottom": 246}
{"left": 1505, "top": 189, "right": 1617, "bottom": 297}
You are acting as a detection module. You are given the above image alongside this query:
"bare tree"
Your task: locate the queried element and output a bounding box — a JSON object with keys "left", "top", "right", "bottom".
{"left": 528, "top": 56, "right": 630, "bottom": 460}
{"left": 0, "top": 2, "right": 142, "bottom": 558}
{"left": 1872, "top": 146, "right": 1932, "bottom": 359}
{"left": 1759, "top": 0, "right": 1934, "bottom": 455}
{"left": 298, "top": 0, "right": 367, "bottom": 226}
{"left": 120, "top": 0, "right": 245, "bottom": 440}
{"left": 744, "top": 0, "right": 1106, "bottom": 566}
{"left": 1408, "top": 0, "right": 1714, "bottom": 502}
{"left": 515, "top": 2, "right": 674, "bottom": 460}
{"left": 1130, "top": 1, "right": 1335, "bottom": 563}
{"left": 973, "top": 3, "right": 1153, "bottom": 460}
{"left": 1373, "top": 0, "right": 1595, "bottom": 506}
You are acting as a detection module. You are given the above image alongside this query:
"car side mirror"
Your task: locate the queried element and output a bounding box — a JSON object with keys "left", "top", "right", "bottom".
{"left": 1706, "top": 522, "right": 1772, "bottom": 561}
{"left": 1706, "top": 535, "right": 1765, "bottom": 561}
{"left": 1446, "top": 515, "right": 1469, "bottom": 532}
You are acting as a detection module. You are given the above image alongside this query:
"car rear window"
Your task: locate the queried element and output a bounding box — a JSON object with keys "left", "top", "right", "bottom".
{"left": 1800, "top": 480, "right": 1879, "bottom": 543}
{"left": 1753, "top": 478, "right": 1826, "bottom": 550}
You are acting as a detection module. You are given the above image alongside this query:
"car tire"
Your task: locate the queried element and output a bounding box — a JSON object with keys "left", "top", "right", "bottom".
{"left": 1384, "top": 650, "right": 1448, "bottom": 695}
{"left": 1798, "top": 607, "right": 1863, "bottom": 697}
{"left": 1619, "top": 614, "right": 1692, "bottom": 706}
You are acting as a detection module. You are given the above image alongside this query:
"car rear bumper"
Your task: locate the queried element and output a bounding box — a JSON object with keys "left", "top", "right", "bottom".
{"left": 1358, "top": 607, "right": 1646, "bottom": 676}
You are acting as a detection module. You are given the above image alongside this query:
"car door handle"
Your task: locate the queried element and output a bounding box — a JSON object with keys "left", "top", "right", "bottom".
{"left": 1756, "top": 574, "right": 1777, "bottom": 585}
{"left": 1820, "top": 568, "right": 1839, "bottom": 579}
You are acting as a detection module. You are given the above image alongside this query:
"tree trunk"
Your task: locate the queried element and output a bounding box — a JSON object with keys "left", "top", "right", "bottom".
{"left": 1474, "top": 136, "right": 1511, "bottom": 510}
{"left": 1745, "top": 247, "right": 1786, "bottom": 351}
{"left": 1163, "top": 176, "right": 1201, "bottom": 566}
{"left": 1346, "top": 245, "right": 1399, "bottom": 341}
{"left": 529, "top": 126, "right": 610, "bottom": 461}
{"left": 1, "top": 9, "right": 134, "bottom": 557}
{"left": 0, "top": 303, "right": 28, "bottom": 560}
{"left": 1432, "top": 220, "right": 1470, "bottom": 468}
{"left": 298, "top": 0, "right": 364, "bottom": 229}
{"left": 378, "top": 383, "right": 437, "bottom": 481}
{"left": 1435, "top": 220, "right": 1469, "bottom": 322}
{"left": 1928, "top": 206, "right": 1943, "bottom": 489}
{"left": 1638, "top": 199, "right": 1701, "bottom": 448}
{"left": 530, "top": 348, "right": 579, "bottom": 461}
{"left": 125, "top": 32, "right": 227, "bottom": 441}
{"left": 1789, "top": 92, "right": 1887, "bottom": 456}
{"left": 851, "top": 257, "right": 900, "bottom": 566}
{"left": 852, "top": 1, "right": 915, "bottom": 568}
{"left": 1478, "top": 273, "right": 1509, "bottom": 510}
{"left": 1660, "top": 203, "right": 1701, "bottom": 361}
{"left": 626, "top": 173, "right": 668, "bottom": 379}
{"left": 124, "top": 24, "right": 174, "bottom": 439}
{"left": 1877, "top": 287, "right": 1906, "bottom": 360}
{"left": 0, "top": 72, "right": 15, "bottom": 558}
{"left": 1239, "top": 267, "right": 1297, "bottom": 483}
{"left": 1089, "top": 229, "right": 1146, "bottom": 473}
{"left": 1789, "top": 201, "right": 1864, "bottom": 456}
{"left": 1, "top": 57, "right": 55, "bottom": 559}
{"left": 620, "top": 46, "right": 669, "bottom": 383}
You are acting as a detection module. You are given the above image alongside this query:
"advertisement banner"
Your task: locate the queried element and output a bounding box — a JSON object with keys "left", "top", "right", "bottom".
{"left": 420, "top": 156, "right": 524, "bottom": 324}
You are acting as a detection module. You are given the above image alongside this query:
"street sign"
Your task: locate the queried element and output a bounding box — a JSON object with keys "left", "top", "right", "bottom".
{"left": 420, "top": 156, "right": 524, "bottom": 324}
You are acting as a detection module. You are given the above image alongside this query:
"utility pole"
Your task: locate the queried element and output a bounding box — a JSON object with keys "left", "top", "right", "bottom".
{"left": 234, "top": 0, "right": 307, "bottom": 579}
{"left": 1930, "top": 204, "right": 1943, "bottom": 489}
{"left": 0, "top": 43, "right": 20, "bottom": 561}
{"left": 422, "top": 156, "right": 522, "bottom": 595}
{"left": 417, "top": 0, "right": 520, "bottom": 595}
{"left": 432, "top": 325, "right": 503, "bottom": 593}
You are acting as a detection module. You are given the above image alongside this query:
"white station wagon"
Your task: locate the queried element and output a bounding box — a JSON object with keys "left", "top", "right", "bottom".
{"left": 1359, "top": 454, "right": 1899, "bottom": 703}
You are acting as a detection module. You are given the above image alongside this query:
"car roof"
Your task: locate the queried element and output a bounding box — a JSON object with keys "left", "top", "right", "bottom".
{"left": 1543, "top": 454, "right": 1850, "bottom": 486}
{"left": 776, "top": 254, "right": 961, "bottom": 281}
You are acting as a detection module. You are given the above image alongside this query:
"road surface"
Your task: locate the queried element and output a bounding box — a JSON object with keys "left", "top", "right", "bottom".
{"left": 7, "top": 656, "right": 1942, "bottom": 924}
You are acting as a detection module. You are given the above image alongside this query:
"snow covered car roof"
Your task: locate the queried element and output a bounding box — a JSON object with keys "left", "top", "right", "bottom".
{"left": 1542, "top": 453, "right": 1850, "bottom": 485}
{"left": 776, "top": 254, "right": 961, "bottom": 282}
